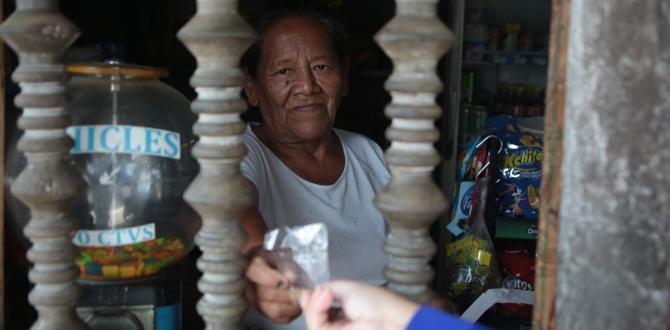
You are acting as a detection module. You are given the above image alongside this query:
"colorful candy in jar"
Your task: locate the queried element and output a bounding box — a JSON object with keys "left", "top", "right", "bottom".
{"left": 76, "top": 237, "right": 185, "bottom": 281}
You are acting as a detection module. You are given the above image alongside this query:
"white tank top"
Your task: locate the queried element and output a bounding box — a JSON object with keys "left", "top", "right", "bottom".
{"left": 241, "top": 123, "right": 389, "bottom": 283}
{"left": 240, "top": 123, "right": 389, "bottom": 330}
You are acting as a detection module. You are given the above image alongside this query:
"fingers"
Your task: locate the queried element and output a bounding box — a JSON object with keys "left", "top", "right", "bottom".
{"left": 323, "top": 280, "right": 387, "bottom": 320}
{"left": 257, "top": 299, "right": 301, "bottom": 324}
{"left": 311, "top": 287, "right": 335, "bottom": 317}
{"left": 257, "top": 285, "right": 295, "bottom": 304}
{"left": 300, "top": 289, "right": 313, "bottom": 310}
{"left": 323, "top": 280, "right": 420, "bottom": 329}
{"left": 302, "top": 287, "right": 342, "bottom": 330}
{"left": 246, "top": 253, "right": 289, "bottom": 288}
{"left": 324, "top": 280, "right": 375, "bottom": 303}
{"left": 301, "top": 289, "right": 323, "bottom": 329}
{"left": 254, "top": 284, "right": 302, "bottom": 323}
{"left": 246, "top": 253, "right": 302, "bottom": 323}
{"left": 255, "top": 284, "right": 301, "bottom": 323}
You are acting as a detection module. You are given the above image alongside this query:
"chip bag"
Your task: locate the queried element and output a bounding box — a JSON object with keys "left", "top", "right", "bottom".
{"left": 497, "top": 241, "right": 535, "bottom": 318}
{"left": 487, "top": 116, "right": 543, "bottom": 220}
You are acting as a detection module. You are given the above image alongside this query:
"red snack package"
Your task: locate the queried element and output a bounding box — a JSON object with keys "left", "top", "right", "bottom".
{"left": 497, "top": 243, "right": 535, "bottom": 318}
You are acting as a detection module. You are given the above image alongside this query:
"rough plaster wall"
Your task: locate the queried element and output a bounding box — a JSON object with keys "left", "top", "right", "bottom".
{"left": 557, "top": 0, "right": 670, "bottom": 329}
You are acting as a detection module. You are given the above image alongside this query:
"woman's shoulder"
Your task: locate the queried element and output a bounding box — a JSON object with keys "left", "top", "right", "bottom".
{"left": 242, "top": 123, "right": 266, "bottom": 153}
{"left": 333, "top": 128, "right": 382, "bottom": 152}
{"left": 241, "top": 123, "right": 270, "bottom": 170}
{"left": 334, "top": 128, "right": 387, "bottom": 169}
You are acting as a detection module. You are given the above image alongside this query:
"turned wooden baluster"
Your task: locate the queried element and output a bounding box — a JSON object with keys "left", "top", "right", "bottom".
{"left": 0, "top": 0, "right": 85, "bottom": 329}
{"left": 177, "top": 0, "right": 256, "bottom": 328}
{"left": 374, "top": 0, "right": 454, "bottom": 303}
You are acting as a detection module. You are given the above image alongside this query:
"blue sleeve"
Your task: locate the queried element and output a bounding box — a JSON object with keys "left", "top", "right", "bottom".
{"left": 406, "top": 306, "right": 490, "bottom": 330}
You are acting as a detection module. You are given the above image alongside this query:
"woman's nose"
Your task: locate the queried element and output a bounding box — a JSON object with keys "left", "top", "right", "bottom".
{"left": 294, "top": 67, "right": 320, "bottom": 95}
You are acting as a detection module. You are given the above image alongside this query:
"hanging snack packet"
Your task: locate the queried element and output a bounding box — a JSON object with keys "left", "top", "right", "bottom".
{"left": 447, "top": 135, "right": 500, "bottom": 236}
{"left": 264, "top": 223, "right": 330, "bottom": 298}
{"left": 487, "top": 116, "right": 543, "bottom": 220}
{"left": 445, "top": 176, "right": 501, "bottom": 311}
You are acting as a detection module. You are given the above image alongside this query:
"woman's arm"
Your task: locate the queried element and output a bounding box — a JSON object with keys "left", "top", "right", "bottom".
{"left": 240, "top": 206, "right": 267, "bottom": 256}
{"left": 241, "top": 206, "right": 303, "bottom": 324}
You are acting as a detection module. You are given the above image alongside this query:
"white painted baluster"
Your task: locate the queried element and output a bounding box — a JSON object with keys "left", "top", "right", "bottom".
{"left": 177, "top": 0, "right": 256, "bottom": 328}
{"left": 374, "top": 0, "right": 454, "bottom": 303}
{"left": 0, "top": 0, "right": 86, "bottom": 328}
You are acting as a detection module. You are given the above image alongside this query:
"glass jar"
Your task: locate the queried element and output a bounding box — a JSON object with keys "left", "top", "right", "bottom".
{"left": 5, "top": 62, "right": 200, "bottom": 283}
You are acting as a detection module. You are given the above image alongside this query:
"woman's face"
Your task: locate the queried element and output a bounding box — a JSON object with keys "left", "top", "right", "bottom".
{"left": 245, "top": 16, "right": 348, "bottom": 144}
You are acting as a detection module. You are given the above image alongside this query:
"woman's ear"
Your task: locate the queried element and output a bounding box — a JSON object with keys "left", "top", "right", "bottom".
{"left": 243, "top": 68, "right": 259, "bottom": 107}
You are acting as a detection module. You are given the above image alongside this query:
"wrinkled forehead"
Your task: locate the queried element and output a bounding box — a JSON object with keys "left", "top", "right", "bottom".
{"left": 260, "top": 16, "right": 339, "bottom": 63}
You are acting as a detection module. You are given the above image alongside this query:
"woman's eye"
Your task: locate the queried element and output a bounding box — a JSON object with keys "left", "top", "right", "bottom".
{"left": 314, "top": 64, "right": 327, "bottom": 71}
{"left": 276, "top": 68, "right": 289, "bottom": 75}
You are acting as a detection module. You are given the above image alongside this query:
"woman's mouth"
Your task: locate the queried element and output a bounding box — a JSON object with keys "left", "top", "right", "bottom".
{"left": 293, "top": 104, "right": 321, "bottom": 112}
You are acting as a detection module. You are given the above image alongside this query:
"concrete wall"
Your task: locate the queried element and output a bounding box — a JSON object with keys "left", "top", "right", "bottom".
{"left": 557, "top": 0, "right": 670, "bottom": 329}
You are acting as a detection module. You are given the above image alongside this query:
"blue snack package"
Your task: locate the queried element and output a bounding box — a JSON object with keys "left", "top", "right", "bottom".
{"left": 487, "top": 116, "right": 543, "bottom": 220}
{"left": 446, "top": 136, "right": 482, "bottom": 237}
{"left": 447, "top": 135, "right": 498, "bottom": 236}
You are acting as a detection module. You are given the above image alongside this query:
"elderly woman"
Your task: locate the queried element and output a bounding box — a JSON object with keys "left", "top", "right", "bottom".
{"left": 237, "top": 3, "right": 390, "bottom": 330}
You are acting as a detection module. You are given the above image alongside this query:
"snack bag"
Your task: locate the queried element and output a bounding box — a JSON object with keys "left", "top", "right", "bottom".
{"left": 497, "top": 241, "right": 535, "bottom": 318}
{"left": 487, "top": 116, "right": 543, "bottom": 220}
{"left": 447, "top": 135, "right": 500, "bottom": 236}
{"left": 264, "top": 223, "right": 329, "bottom": 291}
{"left": 445, "top": 176, "right": 501, "bottom": 311}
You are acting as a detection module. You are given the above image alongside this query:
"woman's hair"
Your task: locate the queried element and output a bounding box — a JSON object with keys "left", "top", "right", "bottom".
{"left": 240, "top": 0, "right": 350, "bottom": 78}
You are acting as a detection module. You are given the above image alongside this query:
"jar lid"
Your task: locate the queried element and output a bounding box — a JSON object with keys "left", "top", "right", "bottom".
{"left": 66, "top": 63, "right": 168, "bottom": 79}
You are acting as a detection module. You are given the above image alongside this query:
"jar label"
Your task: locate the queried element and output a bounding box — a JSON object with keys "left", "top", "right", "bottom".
{"left": 66, "top": 125, "right": 181, "bottom": 159}
{"left": 73, "top": 223, "right": 156, "bottom": 247}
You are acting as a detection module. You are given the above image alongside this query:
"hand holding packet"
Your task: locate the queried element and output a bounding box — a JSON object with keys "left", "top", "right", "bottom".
{"left": 263, "top": 223, "right": 330, "bottom": 301}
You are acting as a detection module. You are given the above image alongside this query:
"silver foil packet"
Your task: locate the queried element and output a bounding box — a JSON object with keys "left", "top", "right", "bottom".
{"left": 263, "top": 223, "right": 330, "bottom": 289}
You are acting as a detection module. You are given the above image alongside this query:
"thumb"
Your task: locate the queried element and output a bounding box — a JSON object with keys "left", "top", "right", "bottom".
{"left": 324, "top": 280, "right": 420, "bottom": 329}
{"left": 246, "top": 253, "right": 289, "bottom": 288}
{"left": 302, "top": 287, "right": 338, "bottom": 330}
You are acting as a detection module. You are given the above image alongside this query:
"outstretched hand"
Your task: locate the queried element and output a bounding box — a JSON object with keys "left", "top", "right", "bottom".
{"left": 300, "top": 280, "right": 420, "bottom": 330}
{"left": 246, "top": 252, "right": 302, "bottom": 324}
